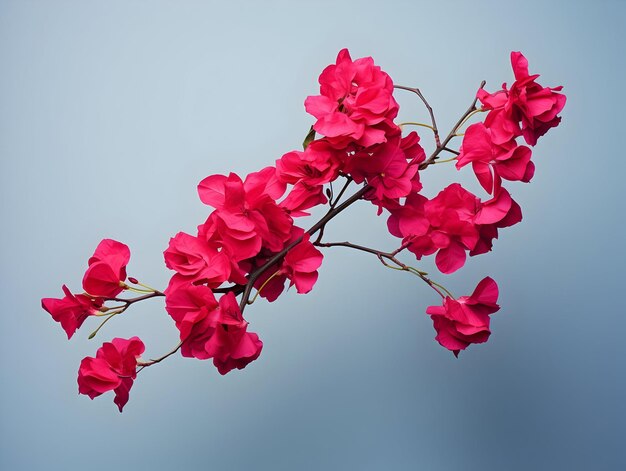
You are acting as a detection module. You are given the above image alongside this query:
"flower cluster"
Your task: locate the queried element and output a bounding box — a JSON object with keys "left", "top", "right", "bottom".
{"left": 160, "top": 48, "right": 424, "bottom": 386}
{"left": 387, "top": 184, "right": 521, "bottom": 274}
{"left": 78, "top": 337, "right": 144, "bottom": 412}
{"left": 456, "top": 52, "right": 566, "bottom": 194}
{"left": 42, "top": 239, "right": 131, "bottom": 339}
{"left": 304, "top": 48, "right": 399, "bottom": 148}
{"left": 384, "top": 52, "right": 563, "bottom": 354}
{"left": 426, "top": 277, "right": 500, "bottom": 357}
{"left": 41, "top": 49, "right": 565, "bottom": 411}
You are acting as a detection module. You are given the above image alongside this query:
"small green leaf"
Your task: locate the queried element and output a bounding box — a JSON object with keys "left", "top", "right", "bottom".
{"left": 302, "top": 126, "right": 316, "bottom": 150}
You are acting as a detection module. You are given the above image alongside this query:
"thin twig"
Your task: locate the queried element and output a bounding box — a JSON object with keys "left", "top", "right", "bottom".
{"left": 111, "top": 291, "right": 165, "bottom": 305}
{"left": 420, "top": 80, "right": 486, "bottom": 169}
{"left": 137, "top": 341, "right": 183, "bottom": 368}
{"left": 238, "top": 185, "right": 370, "bottom": 313}
{"left": 330, "top": 176, "right": 353, "bottom": 209}
{"left": 88, "top": 290, "right": 166, "bottom": 339}
{"left": 315, "top": 240, "right": 451, "bottom": 299}
{"left": 394, "top": 85, "right": 441, "bottom": 147}
{"left": 442, "top": 147, "right": 460, "bottom": 156}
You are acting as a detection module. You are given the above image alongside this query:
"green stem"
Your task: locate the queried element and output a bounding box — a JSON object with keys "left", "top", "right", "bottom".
{"left": 433, "top": 157, "right": 458, "bottom": 164}
{"left": 248, "top": 269, "right": 282, "bottom": 305}
{"left": 399, "top": 121, "right": 436, "bottom": 131}
{"left": 88, "top": 313, "right": 118, "bottom": 339}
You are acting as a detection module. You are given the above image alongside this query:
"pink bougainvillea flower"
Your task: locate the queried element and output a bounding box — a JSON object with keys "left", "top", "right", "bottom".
{"left": 199, "top": 212, "right": 264, "bottom": 264}
{"left": 477, "top": 51, "right": 566, "bottom": 146}
{"left": 283, "top": 232, "right": 324, "bottom": 294}
{"left": 399, "top": 130, "right": 427, "bottom": 178}
{"left": 507, "top": 52, "right": 566, "bottom": 145}
{"left": 163, "top": 232, "right": 231, "bottom": 287}
{"left": 304, "top": 48, "right": 399, "bottom": 148}
{"left": 164, "top": 278, "right": 220, "bottom": 356}
{"left": 423, "top": 184, "right": 481, "bottom": 274}
{"left": 197, "top": 171, "right": 293, "bottom": 261}
{"left": 475, "top": 98, "right": 521, "bottom": 146}
{"left": 164, "top": 277, "right": 251, "bottom": 361}
{"left": 279, "top": 182, "right": 328, "bottom": 217}
{"left": 276, "top": 139, "right": 342, "bottom": 187}
{"left": 87, "top": 239, "right": 131, "bottom": 274}
{"left": 387, "top": 184, "right": 522, "bottom": 273}
{"left": 213, "top": 330, "right": 263, "bottom": 375}
{"left": 82, "top": 239, "right": 131, "bottom": 298}
{"left": 41, "top": 285, "right": 103, "bottom": 339}
{"left": 347, "top": 140, "right": 418, "bottom": 202}
{"left": 474, "top": 187, "right": 522, "bottom": 227}
{"left": 390, "top": 184, "right": 508, "bottom": 273}
{"left": 387, "top": 192, "right": 430, "bottom": 241}
{"left": 244, "top": 166, "right": 288, "bottom": 202}
{"left": 253, "top": 230, "right": 324, "bottom": 302}
{"left": 344, "top": 131, "right": 424, "bottom": 214}
{"left": 205, "top": 293, "right": 263, "bottom": 375}
{"left": 471, "top": 188, "right": 523, "bottom": 256}
{"left": 77, "top": 336, "right": 145, "bottom": 412}
{"left": 165, "top": 286, "right": 263, "bottom": 373}
{"left": 198, "top": 166, "right": 286, "bottom": 209}
{"left": 457, "top": 122, "right": 534, "bottom": 194}
{"left": 425, "top": 277, "right": 500, "bottom": 356}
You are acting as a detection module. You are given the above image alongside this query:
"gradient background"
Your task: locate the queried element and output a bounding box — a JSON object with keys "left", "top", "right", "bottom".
{"left": 1, "top": 1, "right": 625, "bottom": 470}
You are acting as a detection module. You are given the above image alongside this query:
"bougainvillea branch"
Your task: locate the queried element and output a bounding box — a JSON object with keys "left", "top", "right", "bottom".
{"left": 394, "top": 85, "right": 441, "bottom": 147}
{"left": 315, "top": 240, "right": 453, "bottom": 298}
{"left": 42, "top": 49, "right": 565, "bottom": 411}
{"left": 238, "top": 183, "right": 370, "bottom": 313}
{"left": 137, "top": 342, "right": 183, "bottom": 369}
{"left": 420, "top": 80, "right": 486, "bottom": 169}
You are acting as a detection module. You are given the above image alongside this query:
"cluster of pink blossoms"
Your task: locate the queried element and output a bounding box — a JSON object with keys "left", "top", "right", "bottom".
{"left": 42, "top": 49, "right": 565, "bottom": 411}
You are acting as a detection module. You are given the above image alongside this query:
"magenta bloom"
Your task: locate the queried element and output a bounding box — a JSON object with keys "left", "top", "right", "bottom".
{"left": 164, "top": 232, "right": 231, "bottom": 287}
{"left": 164, "top": 278, "right": 220, "bottom": 357}
{"left": 164, "top": 278, "right": 251, "bottom": 362}
{"left": 82, "top": 239, "right": 131, "bottom": 298}
{"left": 457, "top": 122, "right": 534, "bottom": 194}
{"left": 508, "top": 52, "right": 566, "bottom": 145}
{"left": 388, "top": 184, "right": 501, "bottom": 273}
{"left": 424, "top": 184, "right": 481, "bottom": 274}
{"left": 197, "top": 171, "right": 293, "bottom": 261}
{"left": 345, "top": 131, "right": 424, "bottom": 213}
{"left": 388, "top": 184, "right": 523, "bottom": 272}
{"left": 41, "top": 285, "right": 103, "bottom": 339}
{"left": 212, "top": 330, "right": 263, "bottom": 375}
{"left": 279, "top": 182, "right": 328, "bottom": 217}
{"left": 283, "top": 233, "right": 324, "bottom": 294}
{"left": 471, "top": 188, "right": 523, "bottom": 256}
{"left": 347, "top": 141, "right": 417, "bottom": 202}
{"left": 253, "top": 231, "right": 324, "bottom": 302}
{"left": 77, "top": 336, "right": 145, "bottom": 412}
{"left": 276, "top": 139, "right": 342, "bottom": 187}
{"left": 304, "top": 48, "right": 399, "bottom": 148}
{"left": 387, "top": 192, "right": 430, "bottom": 240}
{"left": 426, "top": 277, "right": 500, "bottom": 356}
{"left": 165, "top": 285, "right": 263, "bottom": 373}
{"left": 205, "top": 293, "right": 263, "bottom": 375}
{"left": 478, "top": 51, "right": 566, "bottom": 146}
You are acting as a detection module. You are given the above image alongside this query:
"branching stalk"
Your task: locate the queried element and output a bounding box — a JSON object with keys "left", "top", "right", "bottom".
{"left": 238, "top": 185, "right": 370, "bottom": 312}
{"left": 315, "top": 240, "right": 452, "bottom": 299}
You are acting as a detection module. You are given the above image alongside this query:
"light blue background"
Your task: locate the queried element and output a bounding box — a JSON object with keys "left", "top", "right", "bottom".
{"left": 1, "top": 1, "right": 625, "bottom": 470}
